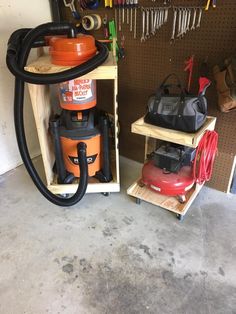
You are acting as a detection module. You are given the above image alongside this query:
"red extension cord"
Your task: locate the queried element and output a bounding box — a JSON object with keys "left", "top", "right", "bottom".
{"left": 193, "top": 130, "right": 219, "bottom": 185}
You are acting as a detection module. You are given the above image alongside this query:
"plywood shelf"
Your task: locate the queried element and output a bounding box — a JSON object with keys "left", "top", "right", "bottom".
{"left": 27, "top": 50, "right": 120, "bottom": 196}
{"left": 127, "top": 179, "right": 204, "bottom": 217}
{"left": 25, "top": 52, "right": 117, "bottom": 80}
{"left": 132, "top": 116, "right": 217, "bottom": 148}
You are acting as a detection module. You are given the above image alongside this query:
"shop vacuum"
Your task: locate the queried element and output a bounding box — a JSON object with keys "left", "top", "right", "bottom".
{"left": 6, "top": 22, "right": 112, "bottom": 206}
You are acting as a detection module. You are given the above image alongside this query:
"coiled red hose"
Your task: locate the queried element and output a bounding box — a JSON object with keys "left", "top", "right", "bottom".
{"left": 193, "top": 130, "right": 218, "bottom": 185}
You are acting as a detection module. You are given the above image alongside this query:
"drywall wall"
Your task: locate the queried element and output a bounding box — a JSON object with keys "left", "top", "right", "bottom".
{"left": 0, "top": 0, "right": 51, "bottom": 175}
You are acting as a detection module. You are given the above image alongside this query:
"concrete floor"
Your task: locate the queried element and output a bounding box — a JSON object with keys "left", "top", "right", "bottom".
{"left": 0, "top": 157, "right": 236, "bottom": 314}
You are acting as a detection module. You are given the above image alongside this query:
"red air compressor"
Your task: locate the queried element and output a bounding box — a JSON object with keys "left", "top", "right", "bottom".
{"left": 141, "top": 131, "right": 218, "bottom": 205}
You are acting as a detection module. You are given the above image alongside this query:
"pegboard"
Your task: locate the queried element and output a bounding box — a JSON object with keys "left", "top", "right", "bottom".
{"left": 61, "top": 0, "right": 236, "bottom": 192}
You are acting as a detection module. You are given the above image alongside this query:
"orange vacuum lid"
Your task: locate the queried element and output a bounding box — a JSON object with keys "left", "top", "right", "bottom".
{"left": 49, "top": 34, "right": 97, "bottom": 66}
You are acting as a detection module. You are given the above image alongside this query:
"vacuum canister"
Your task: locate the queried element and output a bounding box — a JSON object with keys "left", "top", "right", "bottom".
{"left": 59, "top": 79, "right": 96, "bottom": 110}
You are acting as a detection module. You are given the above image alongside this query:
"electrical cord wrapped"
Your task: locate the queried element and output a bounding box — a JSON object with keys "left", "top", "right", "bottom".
{"left": 193, "top": 130, "right": 218, "bottom": 185}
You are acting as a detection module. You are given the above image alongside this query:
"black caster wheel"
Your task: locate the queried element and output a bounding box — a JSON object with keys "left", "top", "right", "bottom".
{"left": 136, "top": 198, "right": 141, "bottom": 205}
{"left": 102, "top": 192, "right": 110, "bottom": 197}
{"left": 177, "top": 195, "right": 186, "bottom": 204}
{"left": 176, "top": 214, "right": 185, "bottom": 221}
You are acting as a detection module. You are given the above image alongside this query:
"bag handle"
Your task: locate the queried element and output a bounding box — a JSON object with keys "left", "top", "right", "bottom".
{"left": 155, "top": 73, "right": 186, "bottom": 101}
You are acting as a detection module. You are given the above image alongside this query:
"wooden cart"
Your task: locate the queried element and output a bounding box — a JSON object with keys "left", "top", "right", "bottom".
{"left": 25, "top": 51, "right": 120, "bottom": 195}
{"left": 127, "top": 116, "right": 217, "bottom": 220}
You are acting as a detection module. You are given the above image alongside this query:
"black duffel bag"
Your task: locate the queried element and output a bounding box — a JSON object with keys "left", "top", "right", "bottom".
{"left": 144, "top": 74, "right": 208, "bottom": 133}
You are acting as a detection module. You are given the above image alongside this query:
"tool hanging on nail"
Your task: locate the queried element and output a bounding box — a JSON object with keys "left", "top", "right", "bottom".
{"left": 141, "top": 6, "right": 170, "bottom": 42}
{"left": 126, "top": 0, "right": 130, "bottom": 24}
{"left": 104, "top": 0, "right": 113, "bottom": 8}
{"left": 63, "top": 0, "right": 81, "bottom": 19}
{"left": 205, "top": 0, "right": 217, "bottom": 11}
{"left": 170, "top": 6, "right": 203, "bottom": 42}
{"left": 133, "top": 0, "right": 138, "bottom": 39}
{"left": 184, "top": 55, "right": 195, "bottom": 93}
{"left": 130, "top": 0, "right": 134, "bottom": 32}
{"left": 118, "top": 0, "right": 122, "bottom": 31}
{"left": 79, "top": 0, "right": 100, "bottom": 10}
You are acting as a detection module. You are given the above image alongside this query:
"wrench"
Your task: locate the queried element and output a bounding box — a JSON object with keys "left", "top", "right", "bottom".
{"left": 191, "top": 8, "right": 197, "bottom": 30}
{"left": 145, "top": 9, "right": 150, "bottom": 39}
{"left": 164, "top": 7, "right": 169, "bottom": 23}
{"left": 186, "top": 8, "right": 191, "bottom": 32}
{"left": 196, "top": 8, "right": 203, "bottom": 28}
{"left": 141, "top": 8, "right": 145, "bottom": 42}
{"left": 177, "top": 8, "right": 182, "bottom": 37}
{"left": 170, "top": 8, "right": 177, "bottom": 42}
{"left": 151, "top": 8, "right": 155, "bottom": 35}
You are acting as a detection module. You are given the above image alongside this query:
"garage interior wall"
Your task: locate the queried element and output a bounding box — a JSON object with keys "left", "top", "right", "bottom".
{"left": 0, "top": 0, "right": 51, "bottom": 175}
{"left": 62, "top": 0, "right": 236, "bottom": 193}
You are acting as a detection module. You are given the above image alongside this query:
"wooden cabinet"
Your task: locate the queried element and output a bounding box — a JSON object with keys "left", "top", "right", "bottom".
{"left": 25, "top": 52, "right": 120, "bottom": 195}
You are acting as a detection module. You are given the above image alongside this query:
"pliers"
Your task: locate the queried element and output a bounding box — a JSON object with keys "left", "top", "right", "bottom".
{"left": 205, "top": 0, "right": 216, "bottom": 11}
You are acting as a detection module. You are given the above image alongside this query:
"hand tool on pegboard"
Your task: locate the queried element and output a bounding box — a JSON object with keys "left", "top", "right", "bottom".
{"left": 114, "top": 0, "right": 118, "bottom": 32}
{"left": 126, "top": 0, "right": 130, "bottom": 24}
{"left": 133, "top": 0, "right": 138, "bottom": 39}
{"left": 122, "top": 0, "right": 125, "bottom": 23}
{"left": 63, "top": 0, "right": 81, "bottom": 19}
{"left": 79, "top": 0, "right": 100, "bottom": 10}
{"left": 104, "top": 0, "right": 113, "bottom": 8}
{"left": 117, "top": 0, "right": 122, "bottom": 31}
{"left": 130, "top": 0, "right": 134, "bottom": 31}
{"left": 184, "top": 55, "right": 195, "bottom": 93}
{"left": 205, "top": 0, "right": 217, "bottom": 10}
{"left": 103, "top": 14, "right": 109, "bottom": 38}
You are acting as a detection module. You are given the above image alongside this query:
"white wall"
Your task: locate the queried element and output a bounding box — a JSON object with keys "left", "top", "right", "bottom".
{"left": 0, "top": 0, "right": 51, "bottom": 175}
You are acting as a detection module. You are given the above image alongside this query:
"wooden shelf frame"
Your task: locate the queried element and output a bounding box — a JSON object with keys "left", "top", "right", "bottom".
{"left": 128, "top": 116, "right": 217, "bottom": 219}
{"left": 25, "top": 52, "right": 120, "bottom": 195}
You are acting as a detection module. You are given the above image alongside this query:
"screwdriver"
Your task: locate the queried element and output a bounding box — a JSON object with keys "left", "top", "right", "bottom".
{"left": 117, "top": 0, "right": 122, "bottom": 31}
{"left": 114, "top": 0, "right": 118, "bottom": 32}
{"left": 126, "top": 0, "right": 130, "bottom": 24}
{"left": 133, "top": 0, "right": 138, "bottom": 39}
{"left": 122, "top": 0, "right": 125, "bottom": 23}
{"left": 130, "top": 0, "right": 133, "bottom": 31}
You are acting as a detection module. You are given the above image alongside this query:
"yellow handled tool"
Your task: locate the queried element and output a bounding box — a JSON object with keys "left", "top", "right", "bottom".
{"left": 205, "top": 0, "right": 216, "bottom": 11}
{"left": 105, "top": 0, "right": 113, "bottom": 8}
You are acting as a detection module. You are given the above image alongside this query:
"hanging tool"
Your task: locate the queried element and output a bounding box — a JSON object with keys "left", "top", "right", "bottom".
{"left": 133, "top": 0, "right": 138, "bottom": 39}
{"left": 103, "top": 15, "right": 109, "bottom": 39}
{"left": 119, "top": 35, "right": 125, "bottom": 59}
{"left": 141, "top": 7, "right": 145, "bottom": 42}
{"left": 205, "top": 0, "right": 217, "bottom": 11}
{"left": 170, "top": 7, "right": 177, "bottom": 42}
{"left": 104, "top": 0, "right": 113, "bottom": 8}
{"left": 197, "top": 8, "right": 203, "bottom": 28}
{"left": 114, "top": 0, "right": 118, "bottom": 33}
{"left": 118, "top": 0, "right": 122, "bottom": 31}
{"left": 126, "top": 0, "right": 130, "bottom": 24}
{"left": 63, "top": 0, "right": 81, "bottom": 19}
{"left": 184, "top": 55, "right": 194, "bottom": 93}
{"left": 130, "top": 0, "right": 134, "bottom": 31}
{"left": 122, "top": 0, "right": 125, "bottom": 23}
{"left": 191, "top": 7, "right": 197, "bottom": 30}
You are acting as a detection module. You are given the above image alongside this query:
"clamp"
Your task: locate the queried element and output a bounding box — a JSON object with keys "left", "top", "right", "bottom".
{"left": 63, "top": 0, "right": 81, "bottom": 19}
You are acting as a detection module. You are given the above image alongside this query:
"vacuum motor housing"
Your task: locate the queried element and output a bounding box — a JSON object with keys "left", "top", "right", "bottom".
{"left": 59, "top": 109, "right": 101, "bottom": 178}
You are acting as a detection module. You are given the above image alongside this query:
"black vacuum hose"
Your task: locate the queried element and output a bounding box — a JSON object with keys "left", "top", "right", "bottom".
{"left": 6, "top": 22, "right": 109, "bottom": 206}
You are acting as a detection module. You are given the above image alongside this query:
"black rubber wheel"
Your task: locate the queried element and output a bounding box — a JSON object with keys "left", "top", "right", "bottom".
{"left": 176, "top": 214, "right": 184, "bottom": 221}
{"left": 102, "top": 192, "right": 110, "bottom": 197}
{"left": 136, "top": 198, "right": 141, "bottom": 205}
